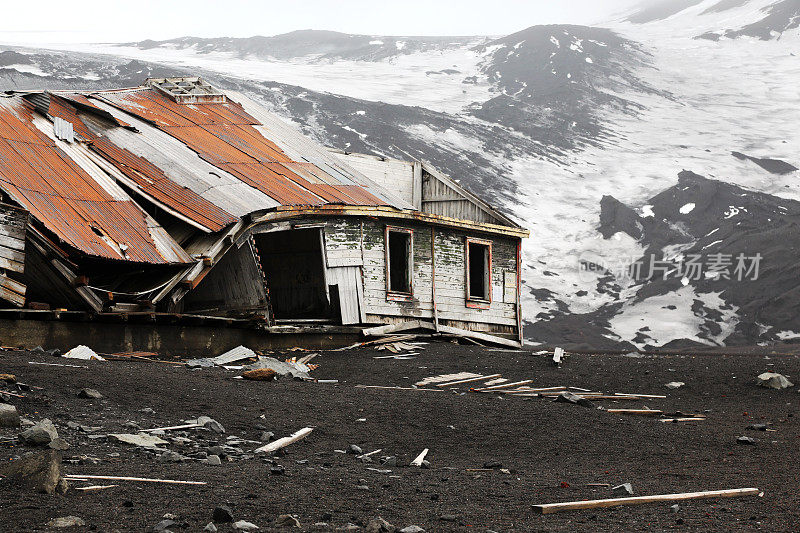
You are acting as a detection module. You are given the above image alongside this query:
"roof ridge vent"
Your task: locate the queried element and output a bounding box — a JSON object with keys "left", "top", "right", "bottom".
{"left": 146, "top": 77, "right": 226, "bottom": 104}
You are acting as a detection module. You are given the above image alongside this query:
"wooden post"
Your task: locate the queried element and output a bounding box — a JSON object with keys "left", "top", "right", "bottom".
{"left": 431, "top": 226, "right": 439, "bottom": 332}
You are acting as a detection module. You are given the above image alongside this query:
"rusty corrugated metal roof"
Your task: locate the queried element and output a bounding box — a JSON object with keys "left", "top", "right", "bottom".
{"left": 93, "top": 88, "right": 388, "bottom": 208}
{"left": 46, "top": 95, "right": 237, "bottom": 233}
{"left": 0, "top": 98, "right": 190, "bottom": 264}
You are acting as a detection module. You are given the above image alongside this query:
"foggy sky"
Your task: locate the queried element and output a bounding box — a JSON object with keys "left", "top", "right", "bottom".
{"left": 0, "top": 0, "right": 644, "bottom": 45}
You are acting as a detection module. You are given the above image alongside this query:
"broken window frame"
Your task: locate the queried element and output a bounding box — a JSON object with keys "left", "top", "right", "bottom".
{"left": 385, "top": 226, "right": 414, "bottom": 302}
{"left": 465, "top": 238, "right": 492, "bottom": 309}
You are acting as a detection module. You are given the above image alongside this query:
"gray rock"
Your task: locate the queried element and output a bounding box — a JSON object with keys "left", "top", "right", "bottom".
{"left": 46, "top": 516, "right": 85, "bottom": 528}
{"left": 380, "top": 456, "right": 397, "bottom": 467}
{"left": 213, "top": 505, "right": 234, "bottom": 523}
{"left": 339, "top": 524, "right": 361, "bottom": 531}
{"left": 665, "top": 381, "right": 685, "bottom": 390}
{"left": 365, "top": 517, "right": 395, "bottom": 532}
{"left": 737, "top": 436, "right": 756, "bottom": 445}
{"left": 204, "top": 523, "right": 218, "bottom": 532}
{"left": 439, "top": 515, "right": 458, "bottom": 522}
{"left": 756, "top": 372, "right": 794, "bottom": 389}
{"left": 747, "top": 423, "right": 768, "bottom": 431}
{"left": 348, "top": 444, "right": 363, "bottom": 454}
{"left": 0, "top": 402, "right": 20, "bottom": 427}
{"left": 153, "top": 519, "right": 176, "bottom": 531}
{"left": 399, "top": 527, "right": 425, "bottom": 533}
{"left": 259, "top": 431, "right": 275, "bottom": 442}
{"left": 611, "top": 483, "right": 634, "bottom": 496}
{"left": 109, "top": 433, "right": 168, "bottom": 447}
{"left": 670, "top": 504, "right": 680, "bottom": 513}
{"left": 275, "top": 514, "right": 301, "bottom": 528}
{"left": 19, "top": 418, "right": 58, "bottom": 445}
{"left": 196, "top": 416, "right": 225, "bottom": 434}
{"left": 160, "top": 451, "right": 189, "bottom": 462}
{"left": 48, "top": 437, "right": 70, "bottom": 451}
{"left": 355, "top": 484, "right": 370, "bottom": 491}
{"left": 233, "top": 520, "right": 259, "bottom": 531}
{"left": 206, "top": 455, "right": 222, "bottom": 465}
{"left": 77, "top": 388, "right": 103, "bottom": 399}
{"left": 31, "top": 345, "right": 45, "bottom": 355}
{"left": 0, "top": 449, "right": 62, "bottom": 493}
{"left": 553, "top": 392, "right": 595, "bottom": 408}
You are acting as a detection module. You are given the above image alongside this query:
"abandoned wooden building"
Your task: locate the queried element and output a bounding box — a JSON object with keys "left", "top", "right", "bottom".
{"left": 0, "top": 77, "right": 528, "bottom": 351}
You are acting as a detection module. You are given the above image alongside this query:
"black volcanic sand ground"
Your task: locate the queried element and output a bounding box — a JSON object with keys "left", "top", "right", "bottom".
{"left": 1, "top": 344, "right": 799, "bottom": 532}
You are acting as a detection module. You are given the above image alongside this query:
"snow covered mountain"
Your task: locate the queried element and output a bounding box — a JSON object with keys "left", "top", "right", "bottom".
{"left": 1, "top": 0, "right": 799, "bottom": 350}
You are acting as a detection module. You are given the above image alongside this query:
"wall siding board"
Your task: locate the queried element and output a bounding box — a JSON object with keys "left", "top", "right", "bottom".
{"left": 183, "top": 240, "right": 268, "bottom": 315}
{"left": 354, "top": 216, "right": 520, "bottom": 331}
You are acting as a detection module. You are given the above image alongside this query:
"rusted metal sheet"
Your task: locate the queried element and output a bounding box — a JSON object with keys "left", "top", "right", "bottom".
{"left": 0, "top": 98, "right": 189, "bottom": 264}
{"left": 93, "top": 88, "right": 388, "bottom": 208}
{"left": 44, "top": 95, "right": 237, "bottom": 233}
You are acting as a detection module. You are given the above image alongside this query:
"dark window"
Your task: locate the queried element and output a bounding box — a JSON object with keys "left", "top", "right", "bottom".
{"left": 387, "top": 229, "right": 412, "bottom": 294}
{"left": 467, "top": 241, "right": 491, "bottom": 301}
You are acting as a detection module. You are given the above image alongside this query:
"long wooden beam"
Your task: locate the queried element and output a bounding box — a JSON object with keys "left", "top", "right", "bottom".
{"left": 533, "top": 488, "right": 760, "bottom": 514}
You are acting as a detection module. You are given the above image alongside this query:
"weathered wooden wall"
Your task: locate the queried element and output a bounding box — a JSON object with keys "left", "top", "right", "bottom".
{"left": 421, "top": 170, "right": 504, "bottom": 225}
{"left": 183, "top": 239, "right": 268, "bottom": 316}
{"left": 0, "top": 202, "right": 28, "bottom": 307}
{"left": 188, "top": 215, "right": 520, "bottom": 333}
{"left": 323, "top": 217, "right": 520, "bottom": 333}
{"left": 330, "top": 151, "right": 420, "bottom": 208}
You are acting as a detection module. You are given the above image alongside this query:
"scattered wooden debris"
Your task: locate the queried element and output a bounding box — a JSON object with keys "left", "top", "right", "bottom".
{"left": 473, "top": 379, "right": 534, "bottom": 391}
{"left": 139, "top": 423, "right": 203, "bottom": 433}
{"left": 361, "top": 321, "right": 522, "bottom": 348}
{"left": 552, "top": 347, "right": 564, "bottom": 365}
{"left": 416, "top": 372, "right": 482, "bottom": 387}
{"left": 28, "top": 361, "right": 88, "bottom": 369}
{"left": 532, "top": 487, "right": 760, "bottom": 514}
{"left": 64, "top": 474, "right": 206, "bottom": 485}
{"left": 356, "top": 385, "right": 445, "bottom": 392}
{"left": 660, "top": 417, "right": 707, "bottom": 422}
{"left": 435, "top": 374, "right": 503, "bottom": 387}
{"left": 410, "top": 448, "right": 429, "bottom": 467}
{"left": 254, "top": 427, "right": 313, "bottom": 454}
{"left": 75, "top": 484, "right": 118, "bottom": 491}
{"left": 607, "top": 409, "right": 663, "bottom": 416}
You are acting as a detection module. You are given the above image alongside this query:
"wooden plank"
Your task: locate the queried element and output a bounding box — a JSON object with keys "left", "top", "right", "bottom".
{"left": 0, "top": 274, "right": 26, "bottom": 295}
{"left": 410, "top": 448, "right": 429, "bottom": 467}
{"left": 436, "top": 324, "right": 522, "bottom": 348}
{"left": 533, "top": 488, "right": 760, "bottom": 515}
{"left": 355, "top": 385, "right": 446, "bottom": 392}
{"left": 0, "top": 224, "right": 25, "bottom": 241}
{"left": 474, "top": 379, "right": 534, "bottom": 391}
{"left": 0, "top": 234, "right": 25, "bottom": 252}
{"left": 64, "top": 474, "right": 206, "bottom": 485}
{"left": 606, "top": 409, "right": 663, "bottom": 416}
{"left": 327, "top": 266, "right": 362, "bottom": 325}
{"left": 0, "top": 277, "right": 25, "bottom": 307}
{"left": 254, "top": 427, "right": 313, "bottom": 454}
{"left": 436, "top": 374, "right": 503, "bottom": 387}
{"left": 0, "top": 244, "right": 25, "bottom": 264}
{"left": 362, "top": 320, "right": 435, "bottom": 337}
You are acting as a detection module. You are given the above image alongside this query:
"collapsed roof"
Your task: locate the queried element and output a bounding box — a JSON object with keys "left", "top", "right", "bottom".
{"left": 0, "top": 77, "right": 522, "bottom": 311}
